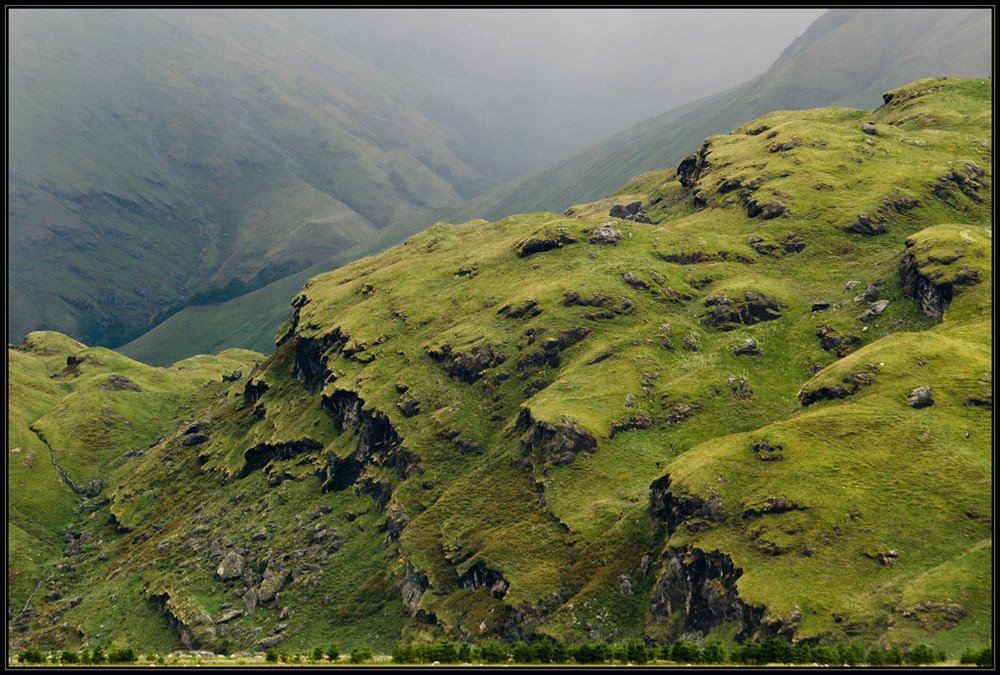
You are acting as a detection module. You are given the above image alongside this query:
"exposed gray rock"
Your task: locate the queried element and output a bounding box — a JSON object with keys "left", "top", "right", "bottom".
{"left": 907, "top": 387, "right": 934, "bottom": 408}
{"left": 733, "top": 338, "right": 761, "bottom": 356}
{"left": 216, "top": 551, "right": 245, "bottom": 581}
{"left": 860, "top": 299, "right": 890, "bottom": 322}
{"left": 860, "top": 122, "right": 879, "bottom": 135}
{"left": 587, "top": 222, "right": 623, "bottom": 246}
{"left": 618, "top": 574, "right": 634, "bottom": 596}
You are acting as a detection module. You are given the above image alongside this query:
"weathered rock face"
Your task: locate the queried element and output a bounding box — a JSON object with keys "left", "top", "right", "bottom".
{"left": 586, "top": 222, "right": 623, "bottom": 246}
{"left": 515, "top": 227, "right": 576, "bottom": 257}
{"left": 649, "top": 545, "right": 764, "bottom": 641}
{"left": 907, "top": 386, "right": 934, "bottom": 408}
{"left": 609, "top": 201, "right": 652, "bottom": 224}
{"left": 516, "top": 326, "right": 593, "bottom": 372}
{"left": 318, "top": 389, "right": 415, "bottom": 495}
{"left": 460, "top": 561, "right": 509, "bottom": 599}
{"left": 676, "top": 141, "right": 710, "bottom": 189}
{"left": 845, "top": 213, "right": 888, "bottom": 236}
{"left": 932, "top": 161, "right": 985, "bottom": 205}
{"left": 401, "top": 562, "right": 429, "bottom": 613}
{"left": 517, "top": 408, "right": 597, "bottom": 466}
{"left": 239, "top": 438, "right": 324, "bottom": 479}
{"left": 815, "top": 324, "right": 862, "bottom": 357}
{"left": 897, "top": 237, "right": 975, "bottom": 319}
{"left": 798, "top": 371, "right": 875, "bottom": 406}
{"left": 428, "top": 342, "right": 507, "bottom": 384}
{"left": 649, "top": 474, "right": 724, "bottom": 534}
{"left": 293, "top": 327, "right": 349, "bottom": 394}
{"left": 703, "top": 291, "right": 783, "bottom": 330}
{"left": 216, "top": 551, "right": 245, "bottom": 581}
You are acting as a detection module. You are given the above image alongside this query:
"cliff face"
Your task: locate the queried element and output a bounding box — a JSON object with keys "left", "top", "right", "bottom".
{"left": 7, "top": 78, "right": 992, "bottom": 655}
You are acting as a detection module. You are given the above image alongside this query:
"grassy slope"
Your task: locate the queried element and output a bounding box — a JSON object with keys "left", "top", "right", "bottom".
{"left": 6, "top": 332, "right": 263, "bottom": 620}
{"left": 7, "top": 78, "right": 991, "bottom": 656}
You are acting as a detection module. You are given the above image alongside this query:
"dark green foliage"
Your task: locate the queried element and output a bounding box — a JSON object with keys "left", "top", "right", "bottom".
{"left": 479, "top": 640, "right": 509, "bottom": 664}
{"left": 670, "top": 639, "right": 701, "bottom": 663}
{"left": 531, "top": 640, "right": 553, "bottom": 664}
{"left": 866, "top": 645, "right": 886, "bottom": 666}
{"left": 573, "top": 641, "right": 612, "bottom": 664}
{"left": 107, "top": 645, "right": 138, "bottom": 663}
{"left": 327, "top": 644, "right": 340, "bottom": 661}
{"left": 430, "top": 639, "right": 460, "bottom": 664}
{"left": 624, "top": 640, "right": 650, "bottom": 664}
{"left": 960, "top": 645, "right": 992, "bottom": 667}
{"left": 60, "top": 650, "right": 79, "bottom": 664}
{"left": 886, "top": 645, "right": 904, "bottom": 666}
{"left": 350, "top": 646, "right": 373, "bottom": 664}
{"left": 391, "top": 643, "right": 416, "bottom": 664}
{"left": 512, "top": 642, "right": 533, "bottom": 663}
{"left": 265, "top": 648, "right": 279, "bottom": 663}
{"left": 79, "top": 648, "right": 91, "bottom": 664}
{"left": 457, "top": 642, "right": 472, "bottom": 663}
{"left": 18, "top": 648, "right": 46, "bottom": 664}
{"left": 551, "top": 641, "right": 570, "bottom": 663}
{"left": 906, "top": 644, "right": 940, "bottom": 665}
{"left": 91, "top": 645, "right": 106, "bottom": 663}
{"left": 311, "top": 646, "right": 324, "bottom": 661}
{"left": 700, "top": 642, "right": 726, "bottom": 664}
{"left": 837, "top": 642, "right": 865, "bottom": 666}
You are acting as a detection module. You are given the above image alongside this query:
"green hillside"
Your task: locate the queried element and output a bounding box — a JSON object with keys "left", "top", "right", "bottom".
{"left": 7, "top": 78, "right": 992, "bottom": 660}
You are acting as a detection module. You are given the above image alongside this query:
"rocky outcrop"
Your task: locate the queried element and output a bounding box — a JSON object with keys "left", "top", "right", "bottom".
{"left": 238, "top": 438, "right": 323, "bottom": 479}
{"left": 844, "top": 213, "right": 888, "bottom": 235}
{"left": 798, "top": 372, "right": 875, "bottom": 406}
{"left": 401, "top": 563, "right": 429, "bottom": 613}
{"left": 460, "top": 561, "right": 509, "bottom": 599}
{"left": 293, "top": 327, "right": 349, "bottom": 394}
{"left": 932, "top": 161, "right": 985, "bottom": 205}
{"left": 515, "top": 227, "right": 576, "bottom": 257}
{"left": 609, "top": 201, "right": 652, "bottom": 224}
{"left": 650, "top": 475, "right": 724, "bottom": 535}
{"left": 907, "top": 386, "right": 934, "bottom": 408}
{"left": 649, "top": 545, "right": 764, "bottom": 641}
{"left": 676, "top": 141, "right": 710, "bottom": 189}
{"left": 516, "top": 326, "right": 593, "bottom": 372}
{"left": 428, "top": 342, "right": 507, "bottom": 384}
{"left": 733, "top": 338, "right": 761, "bottom": 356}
{"left": 585, "top": 222, "right": 623, "bottom": 245}
{"left": 897, "top": 234, "right": 982, "bottom": 319}
{"left": 609, "top": 412, "right": 652, "bottom": 439}
{"left": 517, "top": 408, "right": 597, "bottom": 466}
{"left": 703, "top": 291, "right": 783, "bottom": 331}
{"left": 497, "top": 299, "right": 541, "bottom": 320}
{"left": 815, "top": 324, "right": 862, "bottom": 357}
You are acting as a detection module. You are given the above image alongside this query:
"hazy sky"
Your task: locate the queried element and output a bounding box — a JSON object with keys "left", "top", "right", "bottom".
{"left": 283, "top": 8, "right": 828, "bottom": 170}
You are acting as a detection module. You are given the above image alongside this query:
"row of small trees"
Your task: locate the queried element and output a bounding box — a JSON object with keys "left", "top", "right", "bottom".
{"left": 16, "top": 639, "right": 991, "bottom": 667}
{"left": 389, "top": 637, "right": 989, "bottom": 667}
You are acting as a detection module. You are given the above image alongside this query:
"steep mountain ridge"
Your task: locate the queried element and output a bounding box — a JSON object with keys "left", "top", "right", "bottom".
{"left": 7, "top": 78, "right": 992, "bottom": 658}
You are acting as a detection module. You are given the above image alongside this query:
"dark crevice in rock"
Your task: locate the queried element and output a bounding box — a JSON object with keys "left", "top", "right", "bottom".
{"left": 703, "top": 291, "right": 783, "bottom": 330}
{"left": 517, "top": 408, "right": 597, "bottom": 467}
{"left": 239, "top": 438, "right": 323, "bottom": 479}
{"left": 649, "top": 545, "right": 764, "bottom": 642}
{"left": 460, "top": 561, "right": 510, "bottom": 599}
{"left": 428, "top": 342, "right": 507, "bottom": 384}
{"left": 293, "top": 327, "right": 350, "bottom": 394}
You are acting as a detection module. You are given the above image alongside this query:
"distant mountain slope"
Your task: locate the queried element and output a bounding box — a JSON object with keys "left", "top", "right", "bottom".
{"left": 9, "top": 78, "right": 991, "bottom": 657}
{"left": 451, "top": 8, "right": 992, "bottom": 223}
{"left": 8, "top": 9, "right": 496, "bottom": 348}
